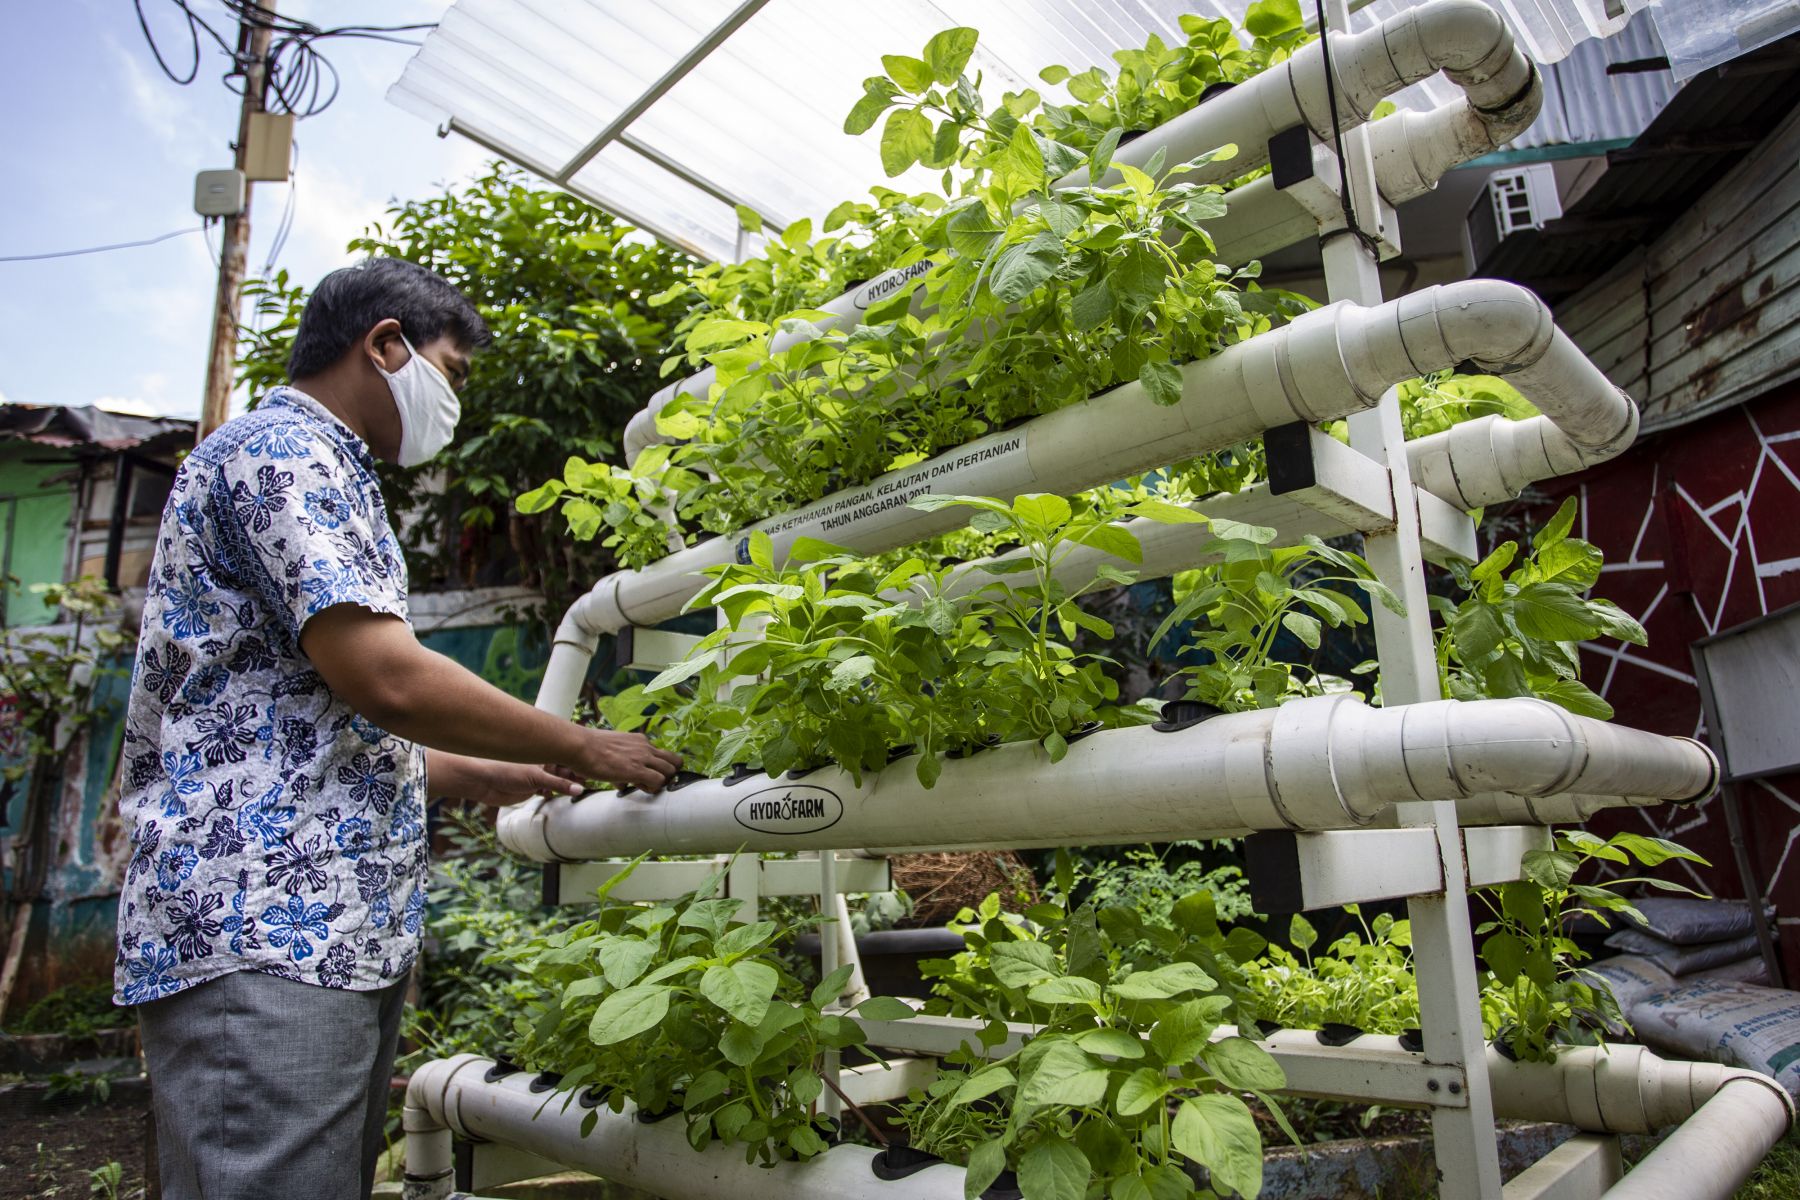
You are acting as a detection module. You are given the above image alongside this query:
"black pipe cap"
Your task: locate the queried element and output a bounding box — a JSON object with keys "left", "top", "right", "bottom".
{"left": 1399, "top": 1027, "right": 1425, "bottom": 1053}
{"left": 1065, "top": 720, "right": 1105, "bottom": 745}
{"left": 483, "top": 1059, "right": 520, "bottom": 1083}
{"left": 1152, "top": 699, "right": 1225, "bottom": 733}
{"left": 663, "top": 769, "right": 709, "bottom": 792}
{"left": 528, "top": 1070, "right": 563, "bottom": 1093}
{"left": 1315, "top": 1023, "right": 1361, "bottom": 1047}
{"left": 723, "top": 763, "right": 761, "bottom": 787}
{"left": 871, "top": 1145, "right": 944, "bottom": 1180}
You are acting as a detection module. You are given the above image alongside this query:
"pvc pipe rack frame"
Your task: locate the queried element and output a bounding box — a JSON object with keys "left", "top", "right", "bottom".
{"left": 408, "top": 3, "right": 1792, "bottom": 1197}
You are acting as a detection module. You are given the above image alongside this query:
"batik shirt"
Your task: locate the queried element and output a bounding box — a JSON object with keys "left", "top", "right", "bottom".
{"left": 114, "top": 387, "right": 427, "bottom": 1005}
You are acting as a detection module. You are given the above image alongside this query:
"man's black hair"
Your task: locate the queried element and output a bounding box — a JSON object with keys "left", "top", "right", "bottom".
{"left": 287, "top": 256, "right": 491, "bottom": 379}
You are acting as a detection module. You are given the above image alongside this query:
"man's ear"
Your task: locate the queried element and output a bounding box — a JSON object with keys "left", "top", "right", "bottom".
{"left": 364, "top": 318, "right": 409, "bottom": 374}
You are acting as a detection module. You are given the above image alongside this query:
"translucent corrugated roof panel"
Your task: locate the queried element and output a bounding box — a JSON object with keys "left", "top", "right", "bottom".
{"left": 389, "top": 0, "right": 1672, "bottom": 261}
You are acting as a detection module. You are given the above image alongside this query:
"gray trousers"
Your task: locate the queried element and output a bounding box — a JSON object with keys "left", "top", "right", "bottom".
{"left": 137, "top": 969, "right": 408, "bottom": 1200}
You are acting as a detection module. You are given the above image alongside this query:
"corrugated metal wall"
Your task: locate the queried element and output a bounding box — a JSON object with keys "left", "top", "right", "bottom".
{"left": 1559, "top": 101, "right": 1800, "bottom": 433}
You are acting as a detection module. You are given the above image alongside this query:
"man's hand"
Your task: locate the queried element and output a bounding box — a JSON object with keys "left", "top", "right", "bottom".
{"left": 567, "top": 728, "right": 684, "bottom": 794}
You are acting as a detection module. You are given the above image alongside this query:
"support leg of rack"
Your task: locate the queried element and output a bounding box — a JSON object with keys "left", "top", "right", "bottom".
{"left": 819, "top": 849, "right": 843, "bottom": 1123}
{"left": 1321, "top": 192, "right": 1502, "bottom": 1197}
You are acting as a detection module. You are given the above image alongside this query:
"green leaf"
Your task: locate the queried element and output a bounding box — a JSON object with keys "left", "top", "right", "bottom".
{"left": 588, "top": 984, "right": 670, "bottom": 1045}
{"left": 827, "top": 654, "right": 878, "bottom": 692}
{"left": 1028, "top": 975, "right": 1104, "bottom": 1006}
{"left": 882, "top": 53, "right": 934, "bottom": 92}
{"left": 1115, "top": 1067, "right": 1174, "bottom": 1117}
{"left": 1203, "top": 1037, "right": 1285, "bottom": 1091}
{"left": 1172, "top": 1094, "right": 1263, "bottom": 1200}
{"left": 1111, "top": 961, "right": 1214, "bottom": 1000}
{"left": 947, "top": 201, "right": 1006, "bottom": 258}
{"left": 1534, "top": 538, "right": 1603, "bottom": 588}
{"left": 855, "top": 995, "right": 918, "bottom": 1021}
{"left": 951, "top": 1066, "right": 1017, "bottom": 1106}
{"left": 1244, "top": 0, "right": 1303, "bottom": 37}
{"left": 714, "top": 920, "right": 778, "bottom": 959}
{"left": 1451, "top": 601, "right": 1505, "bottom": 661}
{"left": 1281, "top": 611, "right": 1322, "bottom": 650}
{"left": 881, "top": 107, "right": 935, "bottom": 176}
{"left": 923, "top": 27, "right": 979, "bottom": 83}
{"left": 1073, "top": 1027, "right": 1145, "bottom": 1061}
{"left": 1533, "top": 497, "right": 1578, "bottom": 552}
{"left": 1289, "top": 913, "right": 1318, "bottom": 951}
{"left": 1109, "top": 243, "right": 1165, "bottom": 311}
{"left": 699, "top": 960, "right": 779, "bottom": 1027}
{"left": 1012, "top": 492, "right": 1072, "bottom": 532}
{"left": 1608, "top": 832, "right": 1709, "bottom": 868}
{"left": 991, "top": 941, "right": 1059, "bottom": 988}
{"left": 965, "top": 1140, "right": 1008, "bottom": 1200}
{"left": 1511, "top": 583, "right": 1602, "bottom": 642}
{"left": 1019, "top": 1139, "right": 1091, "bottom": 1200}
{"left": 1138, "top": 359, "right": 1183, "bottom": 407}
{"left": 1089, "top": 126, "right": 1123, "bottom": 181}
{"left": 1481, "top": 931, "right": 1528, "bottom": 985}
{"left": 811, "top": 964, "right": 854, "bottom": 1008}
{"left": 1073, "top": 521, "right": 1143, "bottom": 564}
{"left": 990, "top": 232, "right": 1064, "bottom": 303}
{"left": 1071, "top": 277, "right": 1114, "bottom": 331}
{"left": 596, "top": 936, "right": 657, "bottom": 989}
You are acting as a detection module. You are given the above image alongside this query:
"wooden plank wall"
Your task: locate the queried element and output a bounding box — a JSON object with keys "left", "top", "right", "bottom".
{"left": 1556, "top": 104, "right": 1800, "bottom": 433}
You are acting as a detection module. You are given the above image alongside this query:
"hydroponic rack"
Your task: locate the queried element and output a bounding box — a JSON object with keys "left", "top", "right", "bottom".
{"left": 402, "top": 4, "right": 1794, "bottom": 1198}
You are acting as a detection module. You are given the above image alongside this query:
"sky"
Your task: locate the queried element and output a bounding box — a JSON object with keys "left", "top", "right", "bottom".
{"left": 0, "top": 0, "right": 489, "bottom": 420}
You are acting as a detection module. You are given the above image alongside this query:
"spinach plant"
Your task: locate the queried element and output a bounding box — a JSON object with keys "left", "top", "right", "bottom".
{"left": 1435, "top": 497, "right": 1646, "bottom": 719}
{"left": 902, "top": 862, "right": 1289, "bottom": 1200}
{"left": 1244, "top": 909, "right": 1419, "bottom": 1035}
{"left": 1476, "top": 830, "right": 1707, "bottom": 1062}
{"left": 501, "top": 855, "right": 914, "bottom": 1163}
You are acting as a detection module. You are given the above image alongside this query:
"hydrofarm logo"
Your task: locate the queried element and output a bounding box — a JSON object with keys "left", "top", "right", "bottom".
{"left": 732, "top": 785, "right": 844, "bottom": 835}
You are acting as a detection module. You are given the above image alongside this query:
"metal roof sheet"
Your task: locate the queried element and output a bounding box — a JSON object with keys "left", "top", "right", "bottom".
{"left": 389, "top": 0, "right": 1666, "bottom": 261}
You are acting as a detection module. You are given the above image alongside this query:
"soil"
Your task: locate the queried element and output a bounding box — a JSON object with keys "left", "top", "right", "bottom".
{"left": 1251, "top": 1094, "right": 1433, "bottom": 1145}
{"left": 0, "top": 1092, "right": 149, "bottom": 1200}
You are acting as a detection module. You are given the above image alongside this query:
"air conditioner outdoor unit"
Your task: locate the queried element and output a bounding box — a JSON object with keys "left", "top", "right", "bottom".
{"left": 1464, "top": 163, "right": 1563, "bottom": 270}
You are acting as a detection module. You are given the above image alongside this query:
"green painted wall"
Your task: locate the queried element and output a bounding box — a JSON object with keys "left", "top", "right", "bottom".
{"left": 0, "top": 448, "right": 76, "bottom": 627}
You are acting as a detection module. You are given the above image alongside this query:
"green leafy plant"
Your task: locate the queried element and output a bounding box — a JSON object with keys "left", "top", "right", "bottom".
{"left": 1435, "top": 497, "right": 1646, "bottom": 718}
{"left": 1153, "top": 532, "right": 1399, "bottom": 712}
{"left": 87, "top": 1160, "right": 123, "bottom": 1200}
{"left": 902, "top": 862, "right": 1288, "bottom": 1200}
{"left": 7, "top": 982, "right": 127, "bottom": 1039}
{"left": 1477, "top": 830, "right": 1708, "bottom": 1062}
{"left": 501, "top": 855, "right": 913, "bottom": 1164}
{"left": 1244, "top": 908, "right": 1419, "bottom": 1035}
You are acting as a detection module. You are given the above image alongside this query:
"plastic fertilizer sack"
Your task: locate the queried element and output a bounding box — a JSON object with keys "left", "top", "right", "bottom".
{"left": 1629, "top": 980, "right": 1800, "bottom": 1095}
{"left": 1691, "top": 956, "right": 1771, "bottom": 986}
{"left": 1620, "top": 898, "right": 1772, "bottom": 946}
{"left": 1585, "top": 954, "right": 1678, "bottom": 1017}
{"left": 1605, "top": 929, "right": 1761, "bottom": 976}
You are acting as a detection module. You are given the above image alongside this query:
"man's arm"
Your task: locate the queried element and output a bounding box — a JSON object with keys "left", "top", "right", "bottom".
{"left": 301, "top": 604, "right": 681, "bottom": 793}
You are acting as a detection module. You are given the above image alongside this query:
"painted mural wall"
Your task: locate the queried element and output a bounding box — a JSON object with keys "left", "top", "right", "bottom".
{"left": 1515, "top": 378, "right": 1800, "bottom": 980}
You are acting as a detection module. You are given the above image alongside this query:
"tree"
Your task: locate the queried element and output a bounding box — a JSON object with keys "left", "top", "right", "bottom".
{"left": 239, "top": 165, "right": 696, "bottom": 626}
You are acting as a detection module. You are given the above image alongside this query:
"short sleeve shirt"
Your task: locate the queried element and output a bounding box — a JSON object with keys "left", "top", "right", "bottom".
{"left": 114, "top": 387, "right": 428, "bottom": 1005}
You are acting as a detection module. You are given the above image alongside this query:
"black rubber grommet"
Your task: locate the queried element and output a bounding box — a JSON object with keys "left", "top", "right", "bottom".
{"left": 786, "top": 762, "right": 829, "bottom": 780}
{"left": 1197, "top": 80, "right": 1237, "bottom": 105}
{"left": 664, "top": 769, "right": 709, "bottom": 792}
{"left": 483, "top": 1059, "right": 520, "bottom": 1083}
{"left": 871, "top": 1145, "right": 945, "bottom": 1181}
{"left": 886, "top": 743, "right": 918, "bottom": 763}
{"left": 1399, "top": 1027, "right": 1425, "bottom": 1053}
{"left": 1493, "top": 1034, "right": 1521, "bottom": 1062}
{"left": 723, "top": 763, "right": 760, "bottom": 787}
{"left": 947, "top": 735, "right": 1001, "bottom": 760}
{"left": 1065, "top": 720, "right": 1105, "bottom": 745}
{"left": 1316, "top": 1023, "right": 1361, "bottom": 1047}
{"left": 984, "top": 1171, "right": 1024, "bottom": 1200}
{"left": 578, "top": 1086, "right": 607, "bottom": 1110}
{"left": 1247, "top": 1017, "right": 1281, "bottom": 1040}
{"left": 1152, "top": 699, "right": 1226, "bottom": 733}
{"left": 636, "top": 1104, "right": 681, "bottom": 1124}
{"left": 528, "top": 1070, "right": 563, "bottom": 1093}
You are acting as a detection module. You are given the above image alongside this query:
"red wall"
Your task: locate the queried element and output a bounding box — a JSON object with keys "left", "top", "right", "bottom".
{"left": 1514, "top": 380, "right": 1800, "bottom": 981}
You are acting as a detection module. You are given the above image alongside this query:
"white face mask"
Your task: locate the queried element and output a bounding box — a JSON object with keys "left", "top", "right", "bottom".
{"left": 374, "top": 334, "right": 461, "bottom": 467}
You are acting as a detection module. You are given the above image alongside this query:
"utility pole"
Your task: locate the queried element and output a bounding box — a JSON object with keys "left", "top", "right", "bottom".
{"left": 197, "top": 2, "right": 276, "bottom": 442}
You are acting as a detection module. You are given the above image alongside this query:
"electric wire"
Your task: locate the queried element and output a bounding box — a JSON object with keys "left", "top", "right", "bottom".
{"left": 132, "top": 0, "right": 436, "bottom": 121}
{"left": 0, "top": 227, "right": 205, "bottom": 263}
{"left": 1311, "top": 0, "right": 1384, "bottom": 259}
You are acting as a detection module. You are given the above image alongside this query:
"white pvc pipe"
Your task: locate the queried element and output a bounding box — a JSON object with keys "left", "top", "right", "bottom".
{"left": 624, "top": 0, "right": 1539, "bottom": 465}
{"left": 405, "top": 1054, "right": 965, "bottom": 1200}
{"left": 572, "top": 283, "right": 1629, "bottom": 656}
{"left": 1603, "top": 1074, "right": 1794, "bottom": 1200}
{"left": 497, "top": 693, "right": 1716, "bottom": 860}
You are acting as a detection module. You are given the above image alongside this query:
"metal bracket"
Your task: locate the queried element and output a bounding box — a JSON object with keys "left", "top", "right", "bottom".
{"left": 1245, "top": 827, "right": 1446, "bottom": 912}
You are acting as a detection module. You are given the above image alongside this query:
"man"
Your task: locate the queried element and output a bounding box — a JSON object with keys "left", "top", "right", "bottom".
{"left": 114, "top": 257, "right": 680, "bottom": 1199}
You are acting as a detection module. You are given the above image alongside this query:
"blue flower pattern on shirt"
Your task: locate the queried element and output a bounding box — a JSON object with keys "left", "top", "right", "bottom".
{"left": 114, "top": 389, "right": 426, "bottom": 1003}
